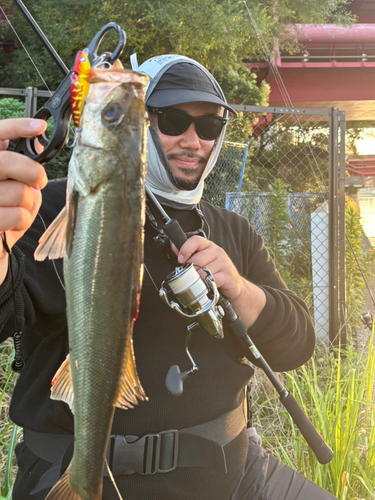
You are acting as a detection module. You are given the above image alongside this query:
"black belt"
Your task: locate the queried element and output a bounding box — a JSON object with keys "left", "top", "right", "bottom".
{"left": 24, "top": 403, "right": 246, "bottom": 478}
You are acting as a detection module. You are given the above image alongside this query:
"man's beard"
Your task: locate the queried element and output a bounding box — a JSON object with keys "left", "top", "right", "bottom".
{"left": 174, "top": 169, "right": 200, "bottom": 190}
{"left": 167, "top": 151, "right": 207, "bottom": 191}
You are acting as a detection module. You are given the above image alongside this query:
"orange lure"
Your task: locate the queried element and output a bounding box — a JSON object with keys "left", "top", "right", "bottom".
{"left": 70, "top": 51, "right": 91, "bottom": 127}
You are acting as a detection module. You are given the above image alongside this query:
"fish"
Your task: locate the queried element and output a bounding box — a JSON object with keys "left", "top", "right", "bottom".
{"left": 70, "top": 50, "right": 91, "bottom": 128}
{"left": 35, "top": 67, "right": 149, "bottom": 499}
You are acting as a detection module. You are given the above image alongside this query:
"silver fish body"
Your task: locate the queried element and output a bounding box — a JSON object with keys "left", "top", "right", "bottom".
{"left": 39, "top": 68, "right": 148, "bottom": 500}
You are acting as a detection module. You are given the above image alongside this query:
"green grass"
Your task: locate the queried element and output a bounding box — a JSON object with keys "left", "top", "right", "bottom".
{"left": 1, "top": 320, "right": 374, "bottom": 500}
{"left": 1, "top": 333, "right": 374, "bottom": 499}
{"left": 254, "top": 333, "right": 375, "bottom": 499}
{"left": 0, "top": 341, "right": 20, "bottom": 499}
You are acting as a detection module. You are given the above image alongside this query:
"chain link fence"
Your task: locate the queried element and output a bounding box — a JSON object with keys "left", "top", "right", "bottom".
{"left": 203, "top": 141, "right": 248, "bottom": 207}
{"left": 203, "top": 107, "right": 346, "bottom": 345}
{"left": 1, "top": 88, "right": 346, "bottom": 344}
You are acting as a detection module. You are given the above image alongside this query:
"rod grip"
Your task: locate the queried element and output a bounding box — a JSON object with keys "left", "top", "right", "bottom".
{"left": 280, "top": 392, "right": 333, "bottom": 464}
{"left": 163, "top": 219, "right": 188, "bottom": 251}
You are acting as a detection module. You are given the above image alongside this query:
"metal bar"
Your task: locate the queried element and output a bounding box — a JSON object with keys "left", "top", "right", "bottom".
{"left": 238, "top": 142, "right": 249, "bottom": 193}
{"left": 338, "top": 111, "right": 347, "bottom": 348}
{"left": 302, "top": 47, "right": 375, "bottom": 51}
{"left": 24, "top": 87, "right": 38, "bottom": 117}
{"left": 13, "top": 0, "right": 68, "bottom": 75}
{"left": 230, "top": 105, "right": 331, "bottom": 116}
{"left": 281, "top": 55, "right": 375, "bottom": 60}
{"left": 328, "top": 107, "right": 339, "bottom": 346}
{"left": 0, "top": 87, "right": 50, "bottom": 97}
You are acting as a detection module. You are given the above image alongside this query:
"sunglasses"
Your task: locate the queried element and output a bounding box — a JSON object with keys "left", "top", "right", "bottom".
{"left": 148, "top": 107, "right": 227, "bottom": 141}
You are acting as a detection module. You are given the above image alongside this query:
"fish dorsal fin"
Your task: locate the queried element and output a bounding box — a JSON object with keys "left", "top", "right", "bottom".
{"left": 34, "top": 205, "right": 68, "bottom": 261}
{"left": 50, "top": 354, "right": 75, "bottom": 413}
{"left": 115, "top": 334, "right": 148, "bottom": 410}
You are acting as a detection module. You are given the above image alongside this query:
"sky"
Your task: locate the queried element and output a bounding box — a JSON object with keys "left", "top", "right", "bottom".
{"left": 355, "top": 130, "right": 375, "bottom": 156}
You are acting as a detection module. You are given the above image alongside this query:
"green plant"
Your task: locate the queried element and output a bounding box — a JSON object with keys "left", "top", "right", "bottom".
{"left": 0, "top": 341, "right": 20, "bottom": 499}
{"left": 345, "top": 199, "right": 375, "bottom": 341}
{"left": 255, "top": 335, "right": 375, "bottom": 499}
{"left": 262, "top": 179, "right": 291, "bottom": 271}
{"left": 0, "top": 98, "right": 24, "bottom": 120}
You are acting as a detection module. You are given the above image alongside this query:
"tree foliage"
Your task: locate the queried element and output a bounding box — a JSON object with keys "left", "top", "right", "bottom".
{"left": 0, "top": 97, "right": 24, "bottom": 119}
{"left": 0, "top": 0, "right": 353, "bottom": 104}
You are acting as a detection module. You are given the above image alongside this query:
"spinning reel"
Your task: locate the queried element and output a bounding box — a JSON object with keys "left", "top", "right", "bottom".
{"left": 159, "top": 262, "right": 225, "bottom": 396}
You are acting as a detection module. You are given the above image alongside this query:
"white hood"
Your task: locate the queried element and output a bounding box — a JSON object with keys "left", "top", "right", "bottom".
{"left": 131, "top": 54, "right": 228, "bottom": 207}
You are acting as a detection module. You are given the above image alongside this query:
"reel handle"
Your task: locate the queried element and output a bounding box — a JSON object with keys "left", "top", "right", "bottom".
{"left": 166, "top": 365, "right": 197, "bottom": 396}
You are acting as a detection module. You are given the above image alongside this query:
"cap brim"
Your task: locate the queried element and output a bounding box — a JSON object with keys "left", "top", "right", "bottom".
{"left": 147, "top": 89, "right": 236, "bottom": 115}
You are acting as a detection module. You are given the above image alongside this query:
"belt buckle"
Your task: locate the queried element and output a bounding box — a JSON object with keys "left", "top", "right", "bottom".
{"left": 109, "top": 430, "right": 179, "bottom": 475}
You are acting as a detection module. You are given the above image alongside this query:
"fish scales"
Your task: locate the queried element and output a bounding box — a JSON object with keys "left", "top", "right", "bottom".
{"left": 66, "top": 163, "right": 143, "bottom": 495}
{"left": 37, "top": 68, "right": 149, "bottom": 500}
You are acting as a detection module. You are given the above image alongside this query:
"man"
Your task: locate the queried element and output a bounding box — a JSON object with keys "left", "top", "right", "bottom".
{"left": 0, "top": 55, "right": 335, "bottom": 499}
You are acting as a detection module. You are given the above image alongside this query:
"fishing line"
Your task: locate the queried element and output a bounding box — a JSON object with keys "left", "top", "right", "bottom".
{"left": 1, "top": 6, "right": 52, "bottom": 94}
{"left": 105, "top": 459, "right": 124, "bottom": 500}
{"left": 244, "top": 3, "right": 374, "bottom": 333}
{"left": 1, "top": 6, "right": 76, "bottom": 140}
{"left": 345, "top": 233, "right": 375, "bottom": 309}
{"left": 243, "top": 1, "right": 328, "bottom": 190}
{"left": 244, "top": 3, "right": 292, "bottom": 109}
{"left": 37, "top": 212, "right": 65, "bottom": 291}
{"left": 143, "top": 263, "right": 160, "bottom": 293}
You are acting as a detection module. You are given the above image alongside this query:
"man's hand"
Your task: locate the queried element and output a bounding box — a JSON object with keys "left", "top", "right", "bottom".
{"left": 176, "top": 235, "right": 266, "bottom": 328}
{"left": 0, "top": 118, "right": 48, "bottom": 283}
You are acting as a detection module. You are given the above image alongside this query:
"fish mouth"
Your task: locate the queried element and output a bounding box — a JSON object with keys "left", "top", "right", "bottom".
{"left": 77, "top": 142, "right": 105, "bottom": 152}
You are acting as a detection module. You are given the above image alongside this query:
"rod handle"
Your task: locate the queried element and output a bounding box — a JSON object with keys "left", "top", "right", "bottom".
{"left": 280, "top": 392, "right": 333, "bottom": 464}
{"left": 163, "top": 219, "right": 188, "bottom": 251}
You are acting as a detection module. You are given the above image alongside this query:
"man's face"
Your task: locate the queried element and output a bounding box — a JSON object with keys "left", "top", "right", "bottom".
{"left": 150, "top": 102, "right": 223, "bottom": 190}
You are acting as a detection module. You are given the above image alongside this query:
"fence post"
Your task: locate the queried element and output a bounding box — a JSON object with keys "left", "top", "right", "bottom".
{"left": 24, "top": 87, "right": 38, "bottom": 117}
{"left": 329, "top": 107, "right": 339, "bottom": 346}
{"left": 238, "top": 142, "right": 249, "bottom": 193}
{"left": 339, "top": 111, "right": 347, "bottom": 347}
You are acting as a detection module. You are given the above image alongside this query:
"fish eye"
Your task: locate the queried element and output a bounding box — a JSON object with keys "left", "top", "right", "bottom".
{"left": 102, "top": 103, "right": 124, "bottom": 125}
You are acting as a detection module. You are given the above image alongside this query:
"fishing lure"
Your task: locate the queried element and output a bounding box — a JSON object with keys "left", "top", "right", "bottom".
{"left": 70, "top": 50, "right": 91, "bottom": 127}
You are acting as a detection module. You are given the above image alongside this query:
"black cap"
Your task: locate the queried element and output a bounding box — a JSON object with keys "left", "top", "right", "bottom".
{"left": 147, "top": 63, "right": 236, "bottom": 114}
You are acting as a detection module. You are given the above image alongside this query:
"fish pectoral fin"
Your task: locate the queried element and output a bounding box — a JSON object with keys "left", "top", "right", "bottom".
{"left": 34, "top": 205, "right": 68, "bottom": 261}
{"left": 115, "top": 336, "right": 148, "bottom": 410}
{"left": 50, "top": 354, "right": 75, "bottom": 413}
{"left": 45, "top": 464, "right": 83, "bottom": 500}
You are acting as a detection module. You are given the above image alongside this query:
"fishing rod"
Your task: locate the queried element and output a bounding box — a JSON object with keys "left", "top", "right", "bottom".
{"left": 146, "top": 186, "right": 333, "bottom": 465}
{"left": 11, "top": 0, "right": 126, "bottom": 163}
{"left": 14, "top": 0, "right": 68, "bottom": 75}
{"left": 13, "top": 1, "right": 333, "bottom": 465}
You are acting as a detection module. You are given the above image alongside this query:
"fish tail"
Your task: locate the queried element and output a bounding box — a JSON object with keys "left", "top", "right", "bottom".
{"left": 45, "top": 468, "right": 81, "bottom": 500}
{"left": 45, "top": 465, "right": 102, "bottom": 500}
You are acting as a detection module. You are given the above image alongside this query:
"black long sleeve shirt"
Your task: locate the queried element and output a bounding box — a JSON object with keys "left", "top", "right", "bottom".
{"left": 0, "top": 178, "right": 315, "bottom": 500}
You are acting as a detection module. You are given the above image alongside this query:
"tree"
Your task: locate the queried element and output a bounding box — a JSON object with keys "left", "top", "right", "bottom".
{"left": 1, "top": 0, "right": 353, "bottom": 102}
{"left": 0, "top": 97, "right": 24, "bottom": 119}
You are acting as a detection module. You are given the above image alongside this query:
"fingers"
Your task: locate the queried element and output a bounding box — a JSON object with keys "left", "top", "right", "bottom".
{"left": 0, "top": 118, "right": 48, "bottom": 244}
{"left": 0, "top": 118, "right": 47, "bottom": 143}
{"left": 178, "top": 236, "right": 226, "bottom": 271}
{"left": 0, "top": 139, "right": 9, "bottom": 151}
{"left": 0, "top": 206, "right": 38, "bottom": 234}
{"left": 177, "top": 236, "right": 242, "bottom": 297}
{"left": 0, "top": 118, "right": 48, "bottom": 189}
{"left": 0, "top": 179, "right": 35, "bottom": 210}
{"left": 0, "top": 150, "right": 48, "bottom": 189}
{"left": 0, "top": 183, "right": 42, "bottom": 233}
{"left": 177, "top": 236, "right": 211, "bottom": 263}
